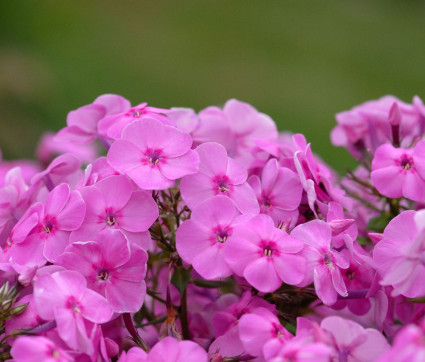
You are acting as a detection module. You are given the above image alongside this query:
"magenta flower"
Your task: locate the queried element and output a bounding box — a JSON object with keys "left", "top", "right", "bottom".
{"left": 238, "top": 307, "right": 292, "bottom": 358}
{"left": 70, "top": 175, "right": 158, "bottom": 248}
{"left": 144, "top": 337, "right": 208, "bottom": 362}
{"left": 34, "top": 270, "right": 113, "bottom": 352}
{"left": 180, "top": 142, "right": 259, "bottom": 214}
{"left": 321, "top": 316, "right": 389, "bottom": 361}
{"left": 176, "top": 196, "right": 243, "bottom": 280}
{"left": 373, "top": 210, "right": 425, "bottom": 298}
{"left": 371, "top": 141, "right": 425, "bottom": 201}
{"left": 58, "top": 230, "right": 148, "bottom": 313}
{"left": 11, "top": 336, "right": 73, "bottom": 362}
{"left": 8, "top": 183, "right": 85, "bottom": 264}
{"left": 248, "top": 158, "right": 302, "bottom": 225}
{"left": 98, "top": 102, "right": 173, "bottom": 140}
{"left": 55, "top": 94, "right": 131, "bottom": 144}
{"left": 291, "top": 220, "right": 349, "bottom": 305}
{"left": 107, "top": 119, "right": 199, "bottom": 190}
{"left": 224, "top": 214, "right": 305, "bottom": 292}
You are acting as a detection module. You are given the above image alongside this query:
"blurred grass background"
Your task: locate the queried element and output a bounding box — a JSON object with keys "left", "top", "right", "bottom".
{"left": 1, "top": 0, "right": 424, "bottom": 172}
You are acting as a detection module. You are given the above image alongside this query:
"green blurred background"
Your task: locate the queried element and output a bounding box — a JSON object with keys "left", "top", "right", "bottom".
{"left": 1, "top": 0, "right": 424, "bottom": 172}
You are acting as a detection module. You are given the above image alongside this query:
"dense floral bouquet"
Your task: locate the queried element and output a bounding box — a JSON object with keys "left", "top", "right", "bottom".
{"left": 0, "top": 94, "right": 425, "bottom": 361}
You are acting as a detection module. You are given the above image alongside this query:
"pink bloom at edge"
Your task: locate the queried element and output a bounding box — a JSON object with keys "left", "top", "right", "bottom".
{"left": 58, "top": 229, "right": 148, "bottom": 313}
{"left": 11, "top": 336, "right": 73, "bottom": 362}
{"left": 107, "top": 118, "right": 199, "bottom": 190}
{"left": 180, "top": 142, "right": 259, "bottom": 214}
{"left": 34, "top": 270, "right": 113, "bottom": 351}
{"left": 371, "top": 141, "right": 425, "bottom": 201}
{"left": 225, "top": 214, "right": 305, "bottom": 293}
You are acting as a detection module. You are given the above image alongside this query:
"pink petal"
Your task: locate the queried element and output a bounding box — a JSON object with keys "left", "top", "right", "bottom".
{"left": 371, "top": 166, "right": 403, "bottom": 198}
{"left": 56, "top": 190, "right": 86, "bottom": 231}
{"left": 190, "top": 195, "right": 238, "bottom": 228}
{"left": 291, "top": 220, "right": 332, "bottom": 250}
{"left": 226, "top": 158, "right": 248, "bottom": 185}
{"left": 43, "top": 230, "right": 70, "bottom": 262}
{"left": 80, "top": 288, "right": 114, "bottom": 323}
{"left": 160, "top": 150, "right": 199, "bottom": 180}
{"left": 224, "top": 235, "right": 260, "bottom": 276}
{"left": 107, "top": 140, "right": 144, "bottom": 173}
{"left": 192, "top": 244, "right": 232, "bottom": 280}
{"left": 95, "top": 175, "right": 132, "bottom": 210}
{"left": 244, "top": 257, "right": 282, "bottom": 293}
{"left": 106, "top": 279, "right": 146, "bottom": 313}
{"left": 195, "top": 142, "right": 228, "bottom": 178}
{"left": 176, "top": 220, "right": 211, "bottom": 264}
{"left": 314, "top": 265, "right": 337, "bottom": 306}
{"left": 98, "top": 230, "right": 131, "bottom": 268}
{"left": 230, "top": 183, "right": 259, "bottom": 214}
{"left": 402, "top": 171, "right": 425, "bottom": 202}
{"left": 118, "top": 191, "right": 158, "bottom": 232}
{"left": 126, "top": 165, "right": 174, "bottom": 190}
{"left": 180, "top": 173, "right": 215, "bottom": 208}
{"left": 274, "top": 253, "right": 306, "bottom": 285}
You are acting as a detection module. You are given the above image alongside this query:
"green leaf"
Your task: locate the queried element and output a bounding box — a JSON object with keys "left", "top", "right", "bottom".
{"left": 192, "top": 278, "right": 235, "bottom": 289}
{"left": 171, "top": 266, "right": 191, "bottom": 295}
{"left": 366, "top": 213, "right": 391, "bottom": 233}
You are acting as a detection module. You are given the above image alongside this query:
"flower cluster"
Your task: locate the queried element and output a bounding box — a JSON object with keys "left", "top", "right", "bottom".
{"left": 1, "top": 95, "right": 425, "bottom": 361}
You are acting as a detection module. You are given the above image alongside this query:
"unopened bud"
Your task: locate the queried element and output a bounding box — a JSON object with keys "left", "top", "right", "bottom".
{"left": 368, "top": 232, "right": 383, "bottom": 243}
{"left": 329, "top": 219, "right": 355, "bottom": 236}
{"left": 9, "top": 303, "right": 28, "bottom": 316}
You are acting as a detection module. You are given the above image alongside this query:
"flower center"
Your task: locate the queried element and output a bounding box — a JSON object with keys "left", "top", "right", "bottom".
{"left": 147, "top": 150, "right": 161, "bottom": 165}
{"left": 263, "top": 247, "right": 273, "bottom": 257}
{"left": 261, "top": 196, "right": 272, "bottom": 209}
{"left": 400, "top": 155, "right": 413, "bottom": 171}
{"left": 346, "top": 270, "right": 355, "bottom": 280}
{"left": 97, "top": 268, "right": 110, "bottom": 281}
{"left": 106, "top": 214, "right": 116, "bottom": 226}
{"left": 215, "top": 176, "right": 230, "bottom": 193}
{"left": 66, "top": 297, "right": 81, "bottom": 314}
{"left": 43, "top": 219, "right": 54, "bottom": 234}
{"left": 216, "top": 229, "right": 228, "bottom": 243}
{"left": 323, "top": 253, "right": 333, "bottom": 266}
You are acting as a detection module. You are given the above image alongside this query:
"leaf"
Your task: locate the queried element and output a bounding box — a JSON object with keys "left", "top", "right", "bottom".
{"left": 366, "top": 213, "right": 391, "bottom": 233}
{"left": 192, "top": 278, "right": 235, "bottom": 289}
{"left": 171, "top": 266, "right": 191, "bottom": 295}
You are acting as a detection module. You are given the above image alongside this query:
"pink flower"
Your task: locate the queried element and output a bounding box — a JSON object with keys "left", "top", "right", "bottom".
{"left": 107, "top": 119, "right": 199, "bottom": 190}
{"left": 55, "top": 94, "right": 131, "bottom": 144}
{"left": 238, "top": 307, "right": 292, "bottom": 358}
{"left": 98, "top": 102, "right": 172, "bottom": 140}
{"left": 321, "top": 316, "right": 389, "bottom": 362}
{"left": 11, "top": 336, "right": 73, "bottom": 362}
{"left": 180, "top": 142, "right": 259, "bottom": 214}
{"left": 371, "top": 141, "right": 425, "bottom": 201}
{"left": 291, "top": 220, "right": 349, "bottom": 305}
{"left": 70, "top": 175, "right": 158, "bottom": 248}
{"left": 373, "top": 210, "right": 425, "bottom": 298}
{"left": 248, "top": 158, "right": 302, "bottom": 226}
{"left": 224, "top": 214, "right": 305, "bottom": 293}
{"left": 34, "top": 270, "right": 113, "bottom": 352}
{"left": 58, "top": 230, "right": 148, "bottom": 313}
{"left": 145, "top": 337, "right": 208, "bottom": 362}
{"left": 8, "top": 183, "right": 85, "bottom": 264}
{"left": 176, "top": 196, "right": 243, "bottom": 280}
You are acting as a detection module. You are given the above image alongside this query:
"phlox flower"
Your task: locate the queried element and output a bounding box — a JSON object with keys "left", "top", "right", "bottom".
{"left": 176, "top": 196, "right": 245, "bottom": 280}
{"left": 57, "top": 230, "right": 148, "bottom": 313}
{"left": 371, "top": 141, "right": 425, "bottom": 201}
{"left": 321, "top": 316, "right": 389, "bottom": 362}
{"left": 373, "top": 210, "right": 425, "bottom": 298}
{"left": 8, "top": 183, "right": 85, "bottom": 264}
{"left": 238, "top": 307, "right": 293, "bottom": 358}
{"left": 34, "top": 270, "right": 113, "bottom": 353}
{"left": 107, "top": 118, "right": 199, "bottom": 190}
{"left": 167, "top": 107, "right": 199, "bottom": 134}
{"left": 55, "top": 94, "right": 131, "bottom": 144}
{"left": 224, "top": 214, "right": 305, "bottom": 293}
{"left": 70, "top": 175, "right": 158, "bottom": 248}
{"left": 11, "top": 336, "right": 73, "bottom": 362}
{"left": 98, "top": 102, "right": 172, "bottom": 140}
{"left": 180, "top": 142, "right": 259, "bottom": 214}
{"left": 377, "top": 321, "right": 425, "bottom": 362}
{"left": 193, "top": 99, "right": 277, "bottom": 162}
{"left": 118, "top": 337, "right": 208, "bottom": 362}
{"left": 209, "top": 291, "right": 274, "bottom": 358}
{"left": 291, "top": 220, "right": 349, "bottom": 306}
{"left": 248, "top": 158, "right": 302, "bottom": 226}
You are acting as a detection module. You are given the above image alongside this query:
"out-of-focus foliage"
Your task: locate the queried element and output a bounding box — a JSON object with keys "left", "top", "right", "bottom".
{"left": 0, "top": 0, "right": 424, "bottom": 171}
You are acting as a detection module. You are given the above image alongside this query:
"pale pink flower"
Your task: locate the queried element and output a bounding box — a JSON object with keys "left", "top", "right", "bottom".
{"left": 70, "top": 175, "right": 157, "bottom": 248}
{"left": 321, "top": 316, "right": 389, "bottom": 362}
{"left": 11, "top": 336, "right": 73, "bottom": 362}
{"left": 371, "top": 141, "right": 425, "bottom": 201}
{"left": 291, "top": 220, "right": 349, "bottom": 305}
{"left": 58, "top": 230, "right": 148, "bottom": 313}
{"left": 374, "top": 210, "right": 425, "bottom": 298}
{"left": 248, "top": 158, "right": 302, "bottom": 226}
{"left": 176, "top": 196, "right": 244, "bottom": 280}
{"left": 107, "top": 119, "right": 199, "bottom": 190}
{"left": 225, "top": 214, "right": 305, "bottom": 293}
{"left": 34, "top": 270, "right": 113, "bottom": 352}
{"left": 180, "top": 142, "right": 259, "bottom": 214}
